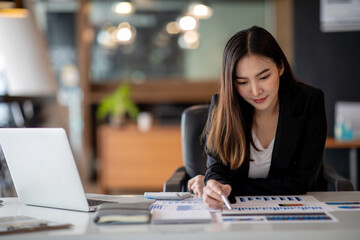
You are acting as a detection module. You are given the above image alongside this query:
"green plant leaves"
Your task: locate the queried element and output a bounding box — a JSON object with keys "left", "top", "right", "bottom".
{"left": 96, "top": 83, "right": 140, "bottom": 121}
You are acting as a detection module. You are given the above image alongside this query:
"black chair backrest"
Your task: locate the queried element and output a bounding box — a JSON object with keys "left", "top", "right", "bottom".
{"left": 181, "top": 104, "right": 209, "bottom": 178}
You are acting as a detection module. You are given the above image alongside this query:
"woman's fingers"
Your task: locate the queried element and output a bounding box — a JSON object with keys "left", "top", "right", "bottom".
{"left": 189, "top": 178, "right": 232, "bottom": 208}
{"left": 203, "top": 195, "right": 223, "bottom": 208}
{"left": 192, "top": 184, "right": 203, "bottom": 196}
{"left": 202, "top": 180, "right": 232, "bottom": 209}
{"left": 203, "top": 185, "right": 223, "bottom": 208}
{"left": 187, "top": 175, "right": 205, "bottom": 196}
{"left": 187, "top": 178, "right": 196, "bottom": 191}
{"left": 207, "top": 180, "right": 225, "bottom": 196}
{"left": 202, "top": 180, "right": 223, "bottom": 209}
{"left": 222, "top": 184, "right": 232, "bottom": 197}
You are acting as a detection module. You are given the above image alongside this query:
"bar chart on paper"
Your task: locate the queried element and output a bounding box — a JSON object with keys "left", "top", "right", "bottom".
{"left": 150, "top": 198, "right": 207, "bottom": 211}
{"left": 221, "top": 195, "right": 336, "bottom": 223}
{"left": 149, "top": 198, "right": 212, "bottom": 224}
{"left": 221, "top": 212, "right": 335, "bottom": 223}
{"left": 223, "top": 195, "right": 332, "bottom": 214}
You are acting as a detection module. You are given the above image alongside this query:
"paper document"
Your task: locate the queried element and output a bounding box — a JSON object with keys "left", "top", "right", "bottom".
{"left": 150, "top": 198, "right": 207, "bottom": 211}
{"left": 144, "top": 192, "right": 192, "bottom": 200}
{"left": 151, "top": 210, "right": 212, "bottom": 224}
{"left": 222, "top": 212, "right": 337, "bottom": 223}
{"left": 222, "top": 195, "right": 332, "bottom": 214}
{"left": 150, "top": 198, "right": 211, "bottom": 224}
{"left": 325, "top": 201, "right": 360, "bottom": 211}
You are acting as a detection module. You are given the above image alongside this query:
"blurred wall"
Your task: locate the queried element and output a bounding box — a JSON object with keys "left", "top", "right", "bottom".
{"left": 293, "top": 0, "right": 360, "bottom": 184}
{"left": 293, "top": 0, "right": 360, "bottom": 137}
{"left": 184, "top": 1, "right": 267, "bottom": 80}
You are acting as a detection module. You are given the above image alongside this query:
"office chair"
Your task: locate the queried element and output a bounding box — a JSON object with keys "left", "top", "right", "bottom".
{"left": 164, "top": 104, "right": 354, "bottom": 192}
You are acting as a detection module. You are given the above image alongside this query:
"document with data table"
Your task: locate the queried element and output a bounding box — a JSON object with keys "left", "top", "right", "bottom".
{"left": 220, "top": 195, "right": 336, "bottom": 223}
{"left": 223, "top": 195, "right": 332, "bottom": 214}
{"left": 150, "top": 198, "right": 211, "bottom": 224}
{"left": 149, "top": 195, "right": 336, "bottom": 224}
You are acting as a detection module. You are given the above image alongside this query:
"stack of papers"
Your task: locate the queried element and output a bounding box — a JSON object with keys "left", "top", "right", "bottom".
{"left": 144, "top": 192, "right": 192, "bottom": 200}
{"left": 151, "top": 210, "right": 211, "bottom": 224}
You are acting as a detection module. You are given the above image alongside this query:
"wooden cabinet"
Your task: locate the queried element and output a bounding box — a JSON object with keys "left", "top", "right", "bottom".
{"left": 97, "top": 124, "right": 183, "bottom": 193}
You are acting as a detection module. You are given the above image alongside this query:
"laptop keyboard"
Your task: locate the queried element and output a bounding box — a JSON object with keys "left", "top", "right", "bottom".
{"left": 87, "top": 199, "right": 116, "bottom": 207}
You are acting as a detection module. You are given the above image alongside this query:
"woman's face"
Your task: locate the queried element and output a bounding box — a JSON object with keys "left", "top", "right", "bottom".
{"left": 235, "top": 54, "right": 283, "bottom": 114}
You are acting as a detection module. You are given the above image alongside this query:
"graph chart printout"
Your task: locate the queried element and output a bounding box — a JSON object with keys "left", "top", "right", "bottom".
{"left": 223, "top": 195, "right": 332, "bottom": 214}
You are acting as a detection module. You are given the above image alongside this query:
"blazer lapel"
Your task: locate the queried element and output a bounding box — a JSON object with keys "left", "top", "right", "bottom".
{"left": 269, "top": 89, "right": 303, "bottom": 177}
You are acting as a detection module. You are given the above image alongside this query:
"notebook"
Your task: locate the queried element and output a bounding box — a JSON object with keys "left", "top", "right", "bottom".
{"left": 93, "top": 202, "right": 152, "bottom": 224}
{"left": 0, "top": 128, "right": 116, "bottom": 212}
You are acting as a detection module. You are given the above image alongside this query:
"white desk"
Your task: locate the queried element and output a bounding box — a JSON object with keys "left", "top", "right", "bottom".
{"left": 1, "top": 192, "right": 360, "bottom": 240}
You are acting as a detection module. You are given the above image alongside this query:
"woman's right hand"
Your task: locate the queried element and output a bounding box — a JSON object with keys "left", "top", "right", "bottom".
{"left": 202, "top": 179, "right": 232, "bottom": 209}
{"left": 187, "top": 175, "right": 205, "bottom": 196}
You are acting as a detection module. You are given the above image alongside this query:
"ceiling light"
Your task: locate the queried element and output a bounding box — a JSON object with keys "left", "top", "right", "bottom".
{"left": 113, "top": 1, "right": 134, "bottom": 15}
{"left": 166, "top": 21, "right": 180, "bottom": 34}
{"left": 115, "top": 22, "right": 136, "bottom": 45}
{"left": 178, "top": 15, "right": 197, "bottom": 31}
{"left": 188, "top": 2, "right": 213, "bottom": 19}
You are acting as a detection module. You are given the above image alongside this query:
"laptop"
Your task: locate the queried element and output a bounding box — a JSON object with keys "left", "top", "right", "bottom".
{"left": 0, "top": 128, "right": 116, "bottom": 212}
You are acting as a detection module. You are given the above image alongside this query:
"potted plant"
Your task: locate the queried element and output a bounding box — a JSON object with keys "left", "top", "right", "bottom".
{"left": 96, "top": 83, "right": 140, "bottom": 127}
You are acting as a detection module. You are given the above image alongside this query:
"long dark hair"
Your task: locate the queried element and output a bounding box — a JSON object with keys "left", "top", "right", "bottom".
{"left": 206, "top": 26, "right": 296, "bottom": 169}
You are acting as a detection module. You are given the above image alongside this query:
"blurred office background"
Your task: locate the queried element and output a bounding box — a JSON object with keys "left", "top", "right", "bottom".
{"left": 0, "top": 0, "right": 359, "bottom": 196}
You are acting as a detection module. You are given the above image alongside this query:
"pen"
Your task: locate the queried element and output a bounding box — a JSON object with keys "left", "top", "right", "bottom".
{"left": 217, "top": 185, "right": 232, "bottom": 210}
{"left": 221, "top": 194, "right": 232, "bottom": 210}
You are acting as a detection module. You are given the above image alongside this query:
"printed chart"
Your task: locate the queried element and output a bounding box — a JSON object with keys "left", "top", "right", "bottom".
{"left": 221, "top": 195, "right": 336, "bottom": 223}
{"left": 149, "top": 198, "right": 211, "bottom": 224}
{"left": 325, "top": 201, "right": 360, "bottom": 211}
{"left": 150, "top": 198, "right": 206, "bottom": 212}
{"left": 222, "top": 212, "right": 335, "bottom": 223}
{"left": 149, "top": 195, "right": 337, "bottom": 224}
{"left": 223, "top": 195, "right": 332, "bottom": 214}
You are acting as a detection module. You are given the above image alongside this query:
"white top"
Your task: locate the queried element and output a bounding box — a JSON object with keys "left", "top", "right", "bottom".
{"left": 248, "top": 130, "right": 274, "bottom": 179}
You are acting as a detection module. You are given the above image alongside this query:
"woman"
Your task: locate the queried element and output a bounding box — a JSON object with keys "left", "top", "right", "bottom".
{"left": 188, "top": 26, "right": 327, "bottom": 209}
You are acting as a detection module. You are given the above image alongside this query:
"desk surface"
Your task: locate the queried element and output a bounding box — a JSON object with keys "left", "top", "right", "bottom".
{"left": 1, "top": 192, "right": 360, "bottom": 240}
{"left": 325, "top": 137, "right": 360, "bottom": 148}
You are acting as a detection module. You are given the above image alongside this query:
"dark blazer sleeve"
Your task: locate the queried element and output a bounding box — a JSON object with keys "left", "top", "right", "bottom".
{"left": 205, "top": 83, "right": 327, "bottom": 196}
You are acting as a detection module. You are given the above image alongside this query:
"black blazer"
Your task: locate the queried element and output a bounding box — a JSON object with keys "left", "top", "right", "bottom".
{"left": 204, "top": 81, "right": 327, "bottom": 195}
